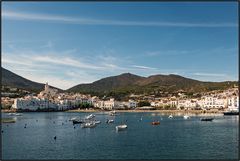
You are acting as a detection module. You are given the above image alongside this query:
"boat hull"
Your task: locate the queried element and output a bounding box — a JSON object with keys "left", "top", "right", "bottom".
{"left": 200, "top": 118, "right": 214, "bottom": 121}
{"left": 151, "top": 121, "right": 160, "bottom": 125}
{"left": 223, "top": 112, "right": 239, "bottom": 115}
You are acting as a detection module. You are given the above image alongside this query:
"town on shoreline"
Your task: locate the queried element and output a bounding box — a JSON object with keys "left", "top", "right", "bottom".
{"left": 1, "top": 82, "right": 239, "bottom": 114}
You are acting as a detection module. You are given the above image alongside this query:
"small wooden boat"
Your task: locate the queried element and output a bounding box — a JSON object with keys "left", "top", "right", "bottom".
{"left": 200, "top": 118, "right": 214, "bottom": 121}
{"left": 69, "top": 117, "right": 78, "bottom": 121}
{"left": 116, "top": 124, "right": 127, "bottom": 131}
{"left": 151, "top": 121, "right": 160, "bottom": 125}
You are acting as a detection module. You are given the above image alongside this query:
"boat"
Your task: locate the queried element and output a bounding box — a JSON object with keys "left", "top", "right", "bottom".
{"left": 15, "top": 113, "right": 23, "bottom": 116}
{"left": 72, "top": 119, "right": 85, "bottom": 124}
{"left": 109, "top": 110, "right": 118, "bottom": 116}
{"left": 223, "top": 111, "right": 239, "bottom": 115}
{"left": 110, "top": 110, "right": 116, "bottom": 114}
{"left": 200, "top": 118, "right": 214, "bottom": 121}
{"left": 2, "top": 118, "right": 16, "bottom": 123}
{"left": 81, "top": 122, "right": 96, "bottom": 128}
{"left": 93, "top": 120, "right": 101, "bottom": 124}
{"left": 116, "top": 124, "right": 127, "bottom": 131}
{"left": 7, "top": 113, "right": 22, "bottom": 116}
{"left": 85, "top": 114, "right": 95, "bottom": 120}
{"left": 151, "top": 121, "right": 160, "bottom": 125}
{"left": 168, "top": 114, "right": 173, "bottom": 119}
{"left": 69, "top": 117, "right": 78, "bottom": 121}
{"left": 106, "top": 119, "right": 114, "bottom": 123}
{"left": 183, "top": 115, "right": 190, "bottom": 119}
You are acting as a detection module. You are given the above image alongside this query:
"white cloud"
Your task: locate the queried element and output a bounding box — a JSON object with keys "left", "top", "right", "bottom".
{"left": 131, "top": 65, "right": 157, "bottom": 70}
{"left": 2, "top": 10, "right": 237, "bottom": 28}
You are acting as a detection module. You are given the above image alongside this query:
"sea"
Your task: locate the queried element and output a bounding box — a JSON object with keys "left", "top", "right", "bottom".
{"left": 1, "top": 112, "right": 239, "bottom": 160}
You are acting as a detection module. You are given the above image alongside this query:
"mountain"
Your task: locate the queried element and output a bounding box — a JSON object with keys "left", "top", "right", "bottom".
{"left": 67, "top": 73, "right": 237, "bottom": 98}
{"left": 2, "top": 67, "right": 60, "bottom": 93}
{"left": 68, "top": 73, "right": 145, "bottom": 93}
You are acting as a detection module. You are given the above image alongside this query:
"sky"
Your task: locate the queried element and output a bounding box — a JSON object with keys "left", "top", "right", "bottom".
{"left": 2, "top": 2, "right": 238, "bottom": 90}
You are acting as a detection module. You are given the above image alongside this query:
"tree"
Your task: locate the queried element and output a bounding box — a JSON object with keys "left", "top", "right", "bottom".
{"left": 138, "top": 101, "right": 150, "bottom": 107}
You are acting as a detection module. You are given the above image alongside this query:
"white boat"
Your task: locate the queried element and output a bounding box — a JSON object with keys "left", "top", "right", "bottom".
{"left": 106, "top": 119, "right": 114, "bottom": 123}
{"left": 93, "top": 120, "right": 101, "bottom": 124}
{"left": 109, "top": 110, "right": 118, "bottom": 116}
{"left": 15, "top": 113, "right": 23, "bottom": 116}
{"left": 168, "top": 114, "right": 173, "bottom": 119}
{"left": 183, "top": 115, "right": 190, "bottom": 119}
{"left": 116, "top": 124, "right": 127, "bottom": 131}
{"left": 69, "top": 117, "right": 78, "bottom": 121}
{"left": 85, "top": 114, "right": 95, "bottom": 120}
{"left": 110, "top": 110, "right": 116, "bottom": 114}
{"left": 81, "top": 122, "right": 96, "bottom": 128}
{"left": 7, "top": 113, "right": 22, "bottom": 116}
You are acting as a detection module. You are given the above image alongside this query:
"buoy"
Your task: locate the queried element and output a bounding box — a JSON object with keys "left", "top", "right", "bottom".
{"left": 74, "top": 126, "right": 76, "bottom": 129}
{"left": 54, "top": 136, "right": 57, "bottom": 140}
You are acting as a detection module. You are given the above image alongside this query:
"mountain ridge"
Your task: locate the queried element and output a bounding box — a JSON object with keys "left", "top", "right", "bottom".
{"left": 2, "top": 67, "right": 237, "bottom": 97}
{"left": 2, "top": 67, "right": 61, "bottom": 92}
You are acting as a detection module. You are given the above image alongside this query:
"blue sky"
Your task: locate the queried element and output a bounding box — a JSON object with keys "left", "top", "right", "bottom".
{"left": 2, "top": 2, "right": 238, "bottom": 89}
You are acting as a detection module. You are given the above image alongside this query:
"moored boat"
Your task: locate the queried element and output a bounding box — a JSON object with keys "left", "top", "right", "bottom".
{"left": 200, "top": 118, "right": 214, "bottom": 121}
{"left": 2, "top": 118, "right": 16, "bottom": 123}
{"left": 151, "top": 121, "right": 160, "bottom": 125}
{"left": 106, "top": 119, "right": 114, "bottom": 123}
{"left": 69, "top": 117, "right": 78, "bottom": 121}
{"left": 223, "top": 111, "right": 239, "bottom": 115}
{"left": 183, "top": 115, "right": 190, "bottom": 119}
{"left": 93, "top": 120, "right": 101, "bottom": 124}
{"left": 116, "top": 124, "right": 127, "bottom": 131}
{"left": 15, "top": 113, "right": 23, "bottom": 116}
{"left": 85, "top": 114, "right": 95, "bottom": 120}
{"left": 168, "top": 114, "right": 173, "bottom": 119}
{"left": 81, "top": 122, "right": 96, "bottom": 128}
{"left": 72, "top": 119, "right": 85, "bottom": 124}
{"left": 7, "top": 113, "right": 22, "bottom": 116}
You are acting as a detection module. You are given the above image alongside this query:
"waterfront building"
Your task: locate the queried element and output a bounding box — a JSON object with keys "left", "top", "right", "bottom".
{"left": 201, "top": 96, "right": 227, "bottom": 109}
{"left": 228, "top": 96, "right": 239, "bottom": 111}
{"left": 12, "top": 97, "right": 58, "bottom": 111}
{"left": 103, "top": 98, "right": 116, "bottom": 110}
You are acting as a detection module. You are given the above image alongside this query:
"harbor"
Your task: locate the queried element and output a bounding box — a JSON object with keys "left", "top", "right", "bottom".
{"left": 2, "top": 111, "right": 238, "bottom": 160}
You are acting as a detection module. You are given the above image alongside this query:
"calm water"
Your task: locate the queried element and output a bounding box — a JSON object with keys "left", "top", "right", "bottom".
{"left": 2, "top": 112, "right": 239, "bottom": 160}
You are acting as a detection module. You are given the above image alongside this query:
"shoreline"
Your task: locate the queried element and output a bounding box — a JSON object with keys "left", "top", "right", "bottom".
{"left": 65, "top": 109, "right": 224, "bottom": 114}
{"left": 1, "top": 109, "right": 225, "bottom": 114}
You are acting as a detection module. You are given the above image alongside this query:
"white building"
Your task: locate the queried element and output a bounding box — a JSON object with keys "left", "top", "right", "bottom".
{"left": 228, "top": 96, "right": 239, "bottom": 111}
{"left": 201, "top": 96, "right": 227, "bottom": 109}
{"left": 103, "top": 98, "right": 116, "bottom": 110}
{"left": 12, "top": 97, "right": 58, "bottom": 111}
